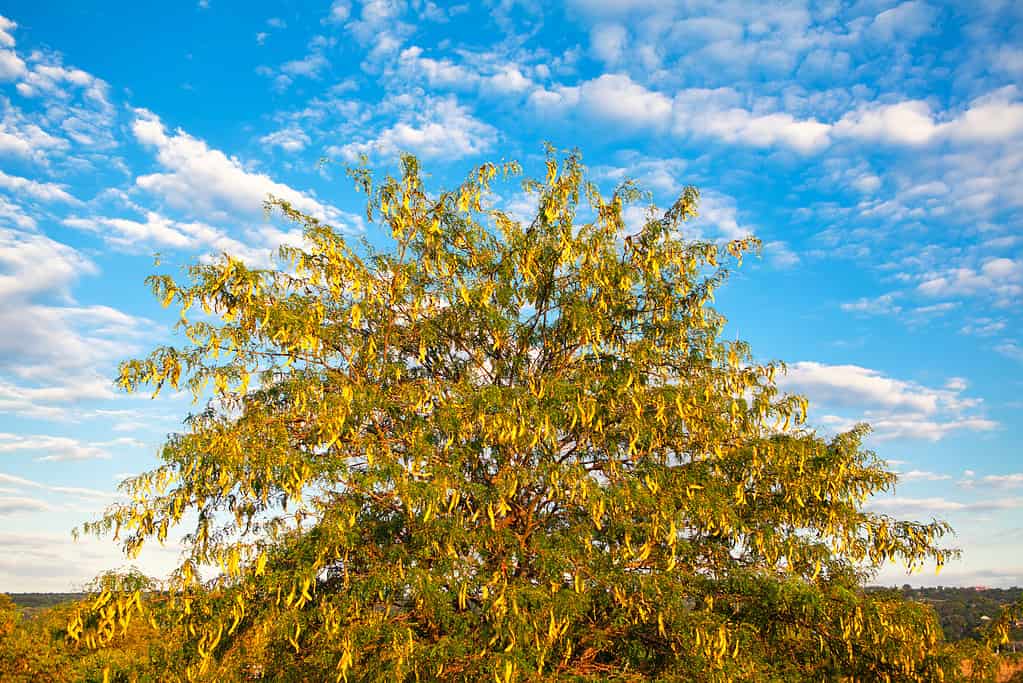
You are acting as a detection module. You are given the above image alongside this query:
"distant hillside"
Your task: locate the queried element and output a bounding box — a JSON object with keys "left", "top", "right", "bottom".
{"left": 870, "top": 586, "right": 1023, "bottom": 643}
{"left": 6, "top": 587, "right": 1022, "bottom": 643}
{"left": 5, "top": 593, "right": 85, "bottom": 618}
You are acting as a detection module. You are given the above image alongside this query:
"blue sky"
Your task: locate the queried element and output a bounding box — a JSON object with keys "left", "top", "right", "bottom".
{"left": 0, "top": 0, "right": 1020, "bottom": 591}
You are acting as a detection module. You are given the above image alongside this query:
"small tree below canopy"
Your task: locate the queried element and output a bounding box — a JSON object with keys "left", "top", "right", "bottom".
{"left": 75, "top": 151, "right": 959, "bottom": 681}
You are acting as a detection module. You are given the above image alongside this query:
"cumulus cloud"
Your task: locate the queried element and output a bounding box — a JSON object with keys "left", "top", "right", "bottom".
{"left": 590, "top": 23, "right": 628, "bottom": 64}
{"left": 0, "top": 227, "right": 94, "bottom": 301}
{"left": 691, "top": 190, "right": 755, "bottom": 241}
{"left": 65, "top": 210, "right": 304, "bottom": 268}
{"left": 326, "top": 0, "right": 352, "bottom": 23}
{"left": 916, "top": 257, "right": 1022, "bottom": 305}
{"left": 260, "top": 126, "right": 312, "bottom": 152}
{"left": 344, "top": 0, "right": 414, "bottom": 63}
{"left": 674, "top": 88, "right": 830, "bottom": 152}
{"left": 0, "top": 196, "right": 35, "bottom": 229}
{"left": 0, "top": 15, "right": 18, "bottom": 48}
{"left": 0, "top": 103, "right": 69, "bottom": 162}
{"left": 995, "top": 341, "right": 1023, "bottom": 363}
{"left": 524, "top": 70, "right": 1023, "bottom": 154}
{"left": 531, "top": 74, "right": 673, "bottom": 131}
{"left": 333, "top": 96, "right": 497, "bottom": 161}
{"left": 531, "top": 77, "right": 828, "bottom": 151}
{"left": 841, "top": 293, "right": 902, "bottom": 316}
{"left": 131, "top": 109, "right": 353, "bottom": 226}
{"left": 835, "top": 88, "right": 1023, "bottom": 146}
{"left": 0, "top": 48, "right": 26, "bottom": 81}
{"left": 781, "top": 361, "right": 997, "bottom": 442}
{"left": 868, "top": 1, "right": 938, "bottom": 42}
{"left": 0, "top": 228, "right": 149, "bottom": 419}
{"left": 0, "top": 170, "right": 79, "bottom": 202}
{"left": 763, "top": 240, "right": 800, "bottom": 268}
{"left": 395, "top": 46, "right": 480, "bottom": 90}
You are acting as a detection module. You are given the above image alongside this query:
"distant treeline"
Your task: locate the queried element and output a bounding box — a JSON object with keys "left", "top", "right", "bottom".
{"left": 868, "top": 586, "right": 1023, "bottom": 643}
{"left": 8, "top": 587, "right": 1022, "bottom": 643}
{"left": 5, "top": 593, "right": 84, "bottom": 617}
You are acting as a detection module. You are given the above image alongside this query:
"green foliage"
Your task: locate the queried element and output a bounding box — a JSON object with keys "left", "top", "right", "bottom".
{"left": 49, "top": 150, "right": 1002, "bottom": 681}
{"left": 1, "top": 582, "right": 166, "bottom": 683}
{"left": 890, "top": 587, "right": 1023, "bottom": 642}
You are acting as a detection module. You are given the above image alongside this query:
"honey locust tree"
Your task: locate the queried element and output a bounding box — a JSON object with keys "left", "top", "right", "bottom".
{"left": 72, "top": 151, "right": 960, "bottom": 682}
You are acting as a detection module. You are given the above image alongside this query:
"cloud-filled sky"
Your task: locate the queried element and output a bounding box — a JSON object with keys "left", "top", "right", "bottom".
{"left": 0, "top": 0, "right": 1020, "bottom": 590}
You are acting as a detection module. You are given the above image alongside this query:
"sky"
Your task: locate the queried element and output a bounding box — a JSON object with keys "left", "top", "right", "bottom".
{"left": 0, "top": 0, "right": 1020, "bottom": 592}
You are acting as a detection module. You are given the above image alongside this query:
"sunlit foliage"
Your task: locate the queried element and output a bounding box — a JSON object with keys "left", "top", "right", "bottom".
{"left": 61, "top": 150, "right": 981, "bottom": 680}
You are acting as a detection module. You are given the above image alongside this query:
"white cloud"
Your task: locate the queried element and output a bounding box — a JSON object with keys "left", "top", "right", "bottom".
{"left": 484, "top": 65, "right": 532, "bottom": 95}
{"left": 532, "top": 74, "right": 673, "bottom": 131}
{"left": 869, "top": 495, "right": 1023, "bottom": 514}
{"left": 0, "top": 15, "right": 17, "bottom": 48}
{"left": 0, "top": 378, "right": 118, "bottom": 420}
{"left": 392, "top": 46, "right": 535, "bottom": 99}
{"left": 0, "top": 432, "right": 134, "bottom": 462}
{"left": 590, "top": 23, "right": 628, "bottom": 64}
{"left": 763, "top": 240, "right": 800, "bottom": 268}
{"left": 691, "top": 190, "right": 754, "bottom": 241}
{"left": 995, "top": 341, "right": 1023, "bottom": 363}
{"left": 835, "top": 101, "right": 938, "bottom": 146}
{"left": 674, "top": 89, "right": 830, "bottom": 152}
{"left": 531, "top": 78, "right": 829, "bottom": 151}
{"left": 841, "top": 293, "right": 902, "bottom": 316}
{"left": 280, "top": 52, "right": 329, "bottom": 79}
{"left": 334, "top": 96, "right": 497, "bottom": 161}
{"left": 260, "top": 126, "right": 312, "bottom": 152}
{"left": 0, "top": 228, "right": 151, "bottom": 419}
{"left": 868, "top": 1, "right": 937, "bottom": 42}
{"left": 596, "top": 156, "right": 688, "bottom": 195}
{"left": 916, "top": 257, "right": 1022, "bottom": 304}
{"left": 0, "top": 227, "right": 94, "bottom": 300}
{"left": 852, "top": 173, "right": 882, "bottom": 193}
{"left": 344, "top": 0, "right": 413, "bottom": 64}
{"left": 65, "top": 210, "right": 302, "bottom": 267}
{"left": 836, "top": 89, "right": 1023, "bottom": 146}
{"left": 786, "top": 362, "right": 963, "bottom": 414}
{"left": 64, "top": 212, "right": 197, "bottom": 249}
{"left": 525, "top": 71, "right": 1019, "bottom": 155}
{"left": 782, "top": 361, "right": 996, "bottom": 442}
{"left": 897, "top": 469, "right": 951, "bottom": 482}
{"left": 0, "top": 170, "right": 79, "bottom": 202}
{"left": 960, "top": 472, "right": 1023, "bottom": 490}
{"left": 0, "top": 196, "right": 35, "bottom": 229}
{"left": 0, "top": 530, "right": 183, "bottom": 592}
{"left": 0, "top": 496, "right": 52, "bottom": 514}
{"left": 131, "top": 109, "right": 353, "bottom": 226}
{"left": 978, "top": 474, "right": 1023, "bottom": 488}
{"left": 818, "top": 413, "right": 998, "bottom": 442}
{"left": 0, "top": 17, "right": 22, "bottom": 80}
{"left": 327, "top": 0, "right": 352, "bottom": 23}
{"left": 396, "top": 46, "right": 478, "bottom": 90}
{"left": 0, "top": 103, "right": 69, "bottom": 161}
{"left": 0, "top": 48, "right": 26, "bottom": 81}
{"left": 960, "top": 319, "right": 1006, "bottom": 336}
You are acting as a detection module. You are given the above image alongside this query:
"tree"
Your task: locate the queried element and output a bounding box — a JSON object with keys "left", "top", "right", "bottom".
{"left": 73, "top": 150, "right": 962, "bottom": 681}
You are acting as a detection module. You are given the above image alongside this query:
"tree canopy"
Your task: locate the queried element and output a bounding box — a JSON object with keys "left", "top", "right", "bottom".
{"left": 64, "top": 150, "right": 971, "bottom": 681}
